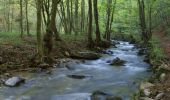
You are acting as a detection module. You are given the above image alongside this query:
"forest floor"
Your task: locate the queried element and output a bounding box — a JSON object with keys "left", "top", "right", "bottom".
{"left": 0, "top": 34, "right": 91, "bottom": 75}
{"left": 152, "top": 27, "right": 170, "bottom": 100}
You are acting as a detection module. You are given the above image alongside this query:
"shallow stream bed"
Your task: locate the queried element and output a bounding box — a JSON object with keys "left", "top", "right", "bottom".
{"left": 0, "top": 41, "right": 151, "bottom": 100}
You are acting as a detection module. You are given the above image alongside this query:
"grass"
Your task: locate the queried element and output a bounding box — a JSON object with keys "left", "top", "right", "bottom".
{"left": 148, "top": 36, "right": 165, "bottom": 63}
{"left": 0, "top": 32, "right": 36, "bottom": 45}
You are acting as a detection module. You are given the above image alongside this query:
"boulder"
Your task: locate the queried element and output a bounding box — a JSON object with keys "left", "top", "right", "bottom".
{"left": 91, "top": 90, "right": 122, "bottom": 100}
{"left": 51, "top": 93, "right": 91, "bottom": 100}
{"left": 4, "top": 76, "right": 25, "bottom": 87}
{"left": 140, "top": 82, "right": 155, "bottom": 90}
{"left": 0, "top": 57, "right": 3, "bottom": 64}
{"left": 160, "top": 73, "right": 166, "bottom": 82}
{"left": 67, "top": 75, "right": 92, "bottom": 79}
{"left": 140, "top": 97, "right": 154, "bottom": 100}
{"left": 140, "top": 82, "right": 155, "bottom": 97}
{"left": 110, "top": 57, "right": 126, "bottom": 66}
{"left": 71, "top": 52, "right": 101, "bottom": 60}
{"left": 106, "top": 96, "right": 122, "bottom": 100}
{"left": 103, "top": 50, "right": 114, "bottom": 55}
{"left": 143, "top": 89, "right": 151, "bottom": 96}
{"left": 138, "top": 48, "right": 148, "bottom": 56}
{"left": 155, "top": 92, "right": 164, "bottom": 100}
{"left": 37, "top": 63, "right": 50, "bottom": 69}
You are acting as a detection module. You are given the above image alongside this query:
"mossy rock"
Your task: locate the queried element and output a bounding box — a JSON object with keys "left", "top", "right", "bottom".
{"left": 110, "top": 57, "right": 126, "bottom": 66}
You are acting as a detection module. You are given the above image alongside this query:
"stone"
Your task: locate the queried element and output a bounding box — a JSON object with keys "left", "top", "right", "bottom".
{"left": 38, "top": 63, "right": 50, "bottom": 69}
{"left": 67, "top": 75, "right": 92, "bottom": 79}
{"left": 110, "top": 57, "right": 126, "bottom": 66}
{"left": 103, "top": 50, "right": 114, "bottom": 55}
{"left": 4, "top": 77, "right": 25, "bottom": 87}
{"left": 160, "top": 73, "right": 166, "bottom": 82}
{"left": 91, "top": 91, "right": 110, "bottom": 100}
{"left": 140, "top": 97, "right": 154, "bottom": 100}
{"left": 0, "top": 57, "right": 3, "bottom": 64}
{"left": 140, "top": 82, "right": 155, "bottom": 90}
{"left": 143, "top": 89, "right": 151, "bottom": 96}
{"left": 91, "top": 91, "right": 122, "bottom": 100}
{"left": 138, "top": 48, "right": 148, "bottom": 56}
{"left": 140, "top": 82, "right": 155, "bottom": 97}
{"left": 71, "top": 52, "right": 101, "bottom": 60}
{"left": 155, "top": 92, "right": 164, "bottom": 100}
{"left": 106, "top": 96, "right": 122, "bottom": 100}
{"left": 51, "top": 93, "right": 91, "bottom": 100}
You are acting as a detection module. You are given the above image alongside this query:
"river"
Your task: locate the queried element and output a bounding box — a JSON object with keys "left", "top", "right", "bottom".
{"left": 0, "top": 41, "right": 151, "bottom": 100}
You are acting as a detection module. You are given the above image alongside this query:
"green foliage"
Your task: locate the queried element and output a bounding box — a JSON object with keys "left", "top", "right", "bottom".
{"left": 148, "top": 37, "right": 165, "bottom": 63}
{"left": 0, "top": 32, "right": 35, "bottom": 45}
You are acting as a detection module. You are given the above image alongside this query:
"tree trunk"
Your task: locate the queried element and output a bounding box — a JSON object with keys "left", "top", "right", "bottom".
{"left": 20, "top": 0, "right": 24, "bottom": 38}
{"left": 43, "top": 0, "right": 61, "bottom": 63}
{"left": 36, "top": 0, "right": 43, "bottom": 59}
{"left": 25, "top": 0, "right": 30, "bottom": 36}
{"left": 74, "top": 0, "right": 79, "bottom": 35}
{"left": 105, "top": 0, "right": 112, "bottom": 42}
{"left": 93, "top": 0, "right": 101, "bottom": 46}
{"left": 87, "top": 0, "right": 94, "bottom": 48}
{"left": 81, "top": 0, "right": 85, "bottom": 32}
{"left": 138, "top": 0, "right": 149, "bottom": 43}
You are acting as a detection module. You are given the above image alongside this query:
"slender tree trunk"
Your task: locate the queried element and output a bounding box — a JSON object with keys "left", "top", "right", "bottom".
{"left": 81, "top": 0, "right": 85, "bottom": 32}
{"left": 36, "top": 0, "right": 43, "bottom": 59}
{"left": 109, "top": 0, "right": 117, "bottom": 31}
{"left": 25, "top": 0, "right": 30, "bottom": 36}
{"left": 138, "top": 0, "right": 149, "bottom": 43}
{"left": 87, "top": 0, "right": 94, "bottom": 48}
{"left": 20, "top": 0, "right": 24, "bottom": 37}
{"left": 74, "top": 0, "right": 79, "bottom": 35}
{"left": 105, "top": 0, "right": 112, "bottom": 41}
{"left": 93, "top": 0, "right": 101, "bottom": 45}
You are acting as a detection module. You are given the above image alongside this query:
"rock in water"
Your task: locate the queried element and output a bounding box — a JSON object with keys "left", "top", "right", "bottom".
{"left": 51, "top": 93, "right": 91, "bottom": 100}
{"left": 91, "top": 90, "right": 122, "bottom": 100}
{"left": 110, "top": 57, "right": 126, "bottom": 66}
{"left": 5, "top": 77, "right": 25, "bottom": 87}
{"left": 67, "top": 75, "right": 92, "bottom": 79}
{"left": 71, "top": 52, "right": 101, "bottom": 60}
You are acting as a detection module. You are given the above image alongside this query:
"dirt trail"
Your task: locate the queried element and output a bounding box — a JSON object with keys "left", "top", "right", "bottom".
{"left": 153, "top": 28, "right": 170, "bottom": 100}
{"left": 153, "top": 29, "right": 170, "bottom": 59}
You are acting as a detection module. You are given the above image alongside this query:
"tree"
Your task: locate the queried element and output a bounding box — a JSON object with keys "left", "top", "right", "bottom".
{"left": 20, "top": 0, "right": 23, "bottom": 37}
{"left": 87, "top": 0, "right": 94, "bottom": 48}
{"left": 36, "top": 0, "right": 43, "bottom": 59}
{"left": 138, "top": 0, "right": 150, "bottom": 43}
{"left": 105, "top": 0, "right": 112, "bottom": 42}
{"left": 43, "top": 0, "right": 61, "bottom": 62}
{"left": 93, "top": 0, "right": 101, "bottom": 46}
{"left": 25, "top": 0, "right": 30, "bottom": 36}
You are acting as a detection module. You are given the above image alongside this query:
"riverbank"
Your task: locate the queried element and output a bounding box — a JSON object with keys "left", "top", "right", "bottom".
{"left": 0, "top": 39, "right": 151, "bottom": 100}
{"left": 0, "top": 34, "right": 92, "bottom": 74}
{"left": 137, "top": 27, "right": 170, "bottom": 100}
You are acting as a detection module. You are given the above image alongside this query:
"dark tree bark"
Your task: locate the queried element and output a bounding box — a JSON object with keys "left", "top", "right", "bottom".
{"left": 105, "top": 0, "right": 112, "bottom": 42}
{"left": 138, "top": 0, "right": 150, "bottom": 43}
{"left": 25, "top": 0, "right": 30, "bottom": 36}
{"left": 87, "top": 0, "right": 94, "bottom": 48}
{"left": 93, "top": 0, "right": 101, "bottom": 46}
{"left": 43, "top": 0, "right": 61, "bottom": 59}
{"left": 20, "top": 0, "right": 23, "bottom": 37}
{"left": 36, "top": 0, "right": 43, "bottom": 58}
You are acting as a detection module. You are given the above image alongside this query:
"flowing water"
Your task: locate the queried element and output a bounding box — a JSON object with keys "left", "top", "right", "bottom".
{"left": 0, "top": 41, "right": 151, "bottom": 100}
